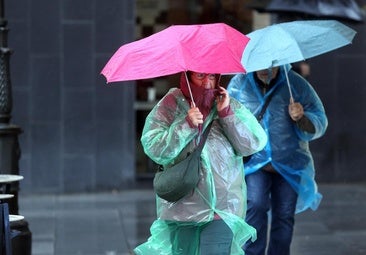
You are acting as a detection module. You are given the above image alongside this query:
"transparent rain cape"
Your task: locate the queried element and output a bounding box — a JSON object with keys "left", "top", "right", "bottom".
{"left": 227, "top": 65, "right": 328, "bottom": 213}
{"left": 134, "top": 88, "right": 268, "bottom": 254}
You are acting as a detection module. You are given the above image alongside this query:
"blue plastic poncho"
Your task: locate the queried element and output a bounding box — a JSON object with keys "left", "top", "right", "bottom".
{"left": 134, "top": 86, "right": 268, "bottom": 255}
{"left": 227, "top": 65, "right": 328, "bottom": 213}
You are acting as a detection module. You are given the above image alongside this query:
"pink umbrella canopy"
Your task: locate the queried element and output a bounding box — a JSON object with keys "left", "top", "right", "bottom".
{"left": 101, "top": 23, "right": 250, "bottom": 83}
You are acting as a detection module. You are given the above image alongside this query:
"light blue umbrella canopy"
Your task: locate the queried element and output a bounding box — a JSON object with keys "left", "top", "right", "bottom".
{"left": 242, "top": 20, "right": 357, "bottom": 73}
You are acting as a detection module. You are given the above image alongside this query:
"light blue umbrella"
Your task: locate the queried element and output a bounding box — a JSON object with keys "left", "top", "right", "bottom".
{"left": 241, "top": 20, "right": 356, "bottom": 99}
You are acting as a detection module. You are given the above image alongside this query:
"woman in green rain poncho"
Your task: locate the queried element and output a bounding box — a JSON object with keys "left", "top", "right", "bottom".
{"left": 134, "top": 71, "right": 268, "bottom": 255}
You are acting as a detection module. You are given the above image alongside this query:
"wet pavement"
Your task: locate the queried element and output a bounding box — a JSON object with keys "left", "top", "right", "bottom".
{"left": 18, "top": 182, "right": 366, "bottom": 255}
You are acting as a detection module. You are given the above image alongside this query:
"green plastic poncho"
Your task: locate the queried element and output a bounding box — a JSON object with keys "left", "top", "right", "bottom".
{"left": 134, "top": 86, "right": 268, "bottom": 255}
{"left": 227, "top": 65, "right": 328, "bottom": 213}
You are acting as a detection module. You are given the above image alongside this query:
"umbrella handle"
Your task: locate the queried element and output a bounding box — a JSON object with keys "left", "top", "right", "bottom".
{"left": 284, "top": 65, "right": 294, "bottom": 103}
{"left": 184, "top": 72, "right": 196, "bottom": 108}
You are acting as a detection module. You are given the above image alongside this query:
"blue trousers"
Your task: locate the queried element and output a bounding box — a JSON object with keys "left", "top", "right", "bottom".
{"left": 244, "top": 170, "right": 298, "bottom": 255}
{"left": 168, "top": 219, "right": 233, "bottom": 255}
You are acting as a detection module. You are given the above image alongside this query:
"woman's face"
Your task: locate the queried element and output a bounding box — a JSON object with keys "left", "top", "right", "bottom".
{"left": 256, "top": 67, "right": 280, "bottom": 84}
{"left": 190, "top": 72, "right": 217, "bottom": 89}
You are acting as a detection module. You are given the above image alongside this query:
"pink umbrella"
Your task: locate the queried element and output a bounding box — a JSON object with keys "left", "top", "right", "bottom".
{"left": 101, "top": 23, "right": 249, "bottom": 83}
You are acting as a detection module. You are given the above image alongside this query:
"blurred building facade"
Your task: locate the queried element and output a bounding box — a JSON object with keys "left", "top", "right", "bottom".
{"left": 7, "top": 0, "right": 136, "bottom": 193}
{"left": 4, "top": 0, "right": 366, "bottom": 194}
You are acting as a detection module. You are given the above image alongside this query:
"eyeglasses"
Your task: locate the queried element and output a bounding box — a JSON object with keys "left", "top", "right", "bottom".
{"left": 192, "top": 73, "right": 216, "bottom": 80}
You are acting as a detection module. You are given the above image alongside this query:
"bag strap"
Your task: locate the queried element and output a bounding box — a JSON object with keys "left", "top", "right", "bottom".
{"left": 195, "top": 121, "right": 213, "bottom": 153}
{"left": 157, "top": 122, "right": 213, "bottom": 172}
{"left": 256, "top": 85, "right": 279, "bottom": 121}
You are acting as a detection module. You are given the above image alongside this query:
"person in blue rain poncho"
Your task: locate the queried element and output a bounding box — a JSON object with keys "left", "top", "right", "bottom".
{"left": 227, "top": 65, "right": 328, "bottom": 255}
{"left": 134, "top": 71, "right": 268, "bottom": 255}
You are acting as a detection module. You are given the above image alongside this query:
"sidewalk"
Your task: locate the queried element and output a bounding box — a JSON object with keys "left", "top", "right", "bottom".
{"left": 18, "top": 183, "right": 366, "bottom": 255}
